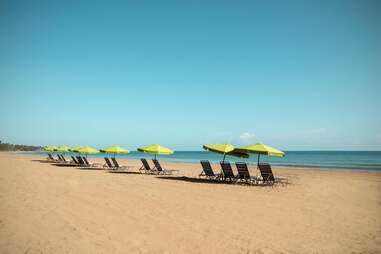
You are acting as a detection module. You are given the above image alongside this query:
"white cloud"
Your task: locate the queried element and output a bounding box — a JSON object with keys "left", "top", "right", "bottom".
{"left": 239, "top": 132, "right": 256, "bottom": 144}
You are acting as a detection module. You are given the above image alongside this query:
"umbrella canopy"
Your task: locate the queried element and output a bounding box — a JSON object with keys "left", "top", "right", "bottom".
{"left": 203, "top": 144, "right": 234, "bottom": 154}
{"left": 54, "top": 146, "right": 71, "bottom": 153}
{"left": 236, "top": 143, "right": 285, "bottom": 165}
{"left": 137, "top": 144, "right": 173, "bottom": 159}
{"left": 203, "top": 143, "right": 249, "bottom": 162}
{"left": 77, "top": 146, "right": 98, "bottom": 156}
{"left": 44, "top": 146, "right": 57, "bottom": 152}
{"left": 100, "top": 145, "right": 129, "bottom": 157}
{"left": 69, "top": 146, "right": 84, "bottom": 153}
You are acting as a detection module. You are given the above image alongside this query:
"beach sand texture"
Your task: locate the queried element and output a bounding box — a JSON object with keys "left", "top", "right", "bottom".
{"left": 0, "top": 152, "right": 380, "bottom": 253}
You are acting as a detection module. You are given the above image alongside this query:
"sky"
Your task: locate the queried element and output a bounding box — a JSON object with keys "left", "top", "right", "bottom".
{"left": 0, "top": 0, "right": 380, "bottom": 150}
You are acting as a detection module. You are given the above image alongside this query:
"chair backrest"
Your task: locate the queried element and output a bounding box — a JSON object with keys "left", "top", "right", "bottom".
{"left": 152, "top": 159, "right": 163, "bottom": 172}
{"left": 141, "top": 158, "right": 151, "bottom": 170}
{"left": 258, "top": 163, "right": 275, "bottom": 181}
{"left": 104, "top": 157, "right": 113, "bottom": 168}
{"left": 82, "top": 157, "right": 90, "bottom": 166}
{"left": 71, "top": 156, "right": 78, "bottom": 164}
{"left": 220, "top": 161, "right": 235, "bottom": 178}
{"left": 48, "top": 154, "right": 54, "bottom": 160}
{"left": 200, "top": 160, "right": 215, "bottom": 176}
{"left": 57, "top": 154, "right": 63, "bottom": 161}
{"left": 111, "top": 158, "right": 120, "bottom": 168}
{"left": 235, "top": 162, "right": 250, "bottom": 179}
{"left": 76, "top": 156, "right": 85, "bottom": 165}
{"left": 61, "top": 155, "right": 67, "bottom": 162}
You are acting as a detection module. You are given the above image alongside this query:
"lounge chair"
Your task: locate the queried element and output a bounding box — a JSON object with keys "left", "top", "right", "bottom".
{"left": 56, "top": 154, "right": 63, "bottom": 162}
{"left": 82, "top": 157, "right": 102, "bottom": 168}
{"left": 60, "top": 154, "right": 68, "bottom": 163}
{"left": 58, "top": 155, "right": 79, "bottom": 165}
{"left": 76, "top": 156, "right": 87, "bottom": 167}
{"left": 199, "top": 160, "right": 221, "bottom": 179}
{"left": 47, "top": 153, "right": 56, "bottom": 161}
{"left": 71, "top": 156, "right": 79, "bottom": 164}
{"left": 220, "top": 161, "right": 236, "bottom": 181}
{"left": 103, "top": 157, "right": 114, "bottom": 169}
{"left": 258, "top": 163, "right": 288, "bottom": 185}
{"left": 111, "top": 158, "right": 132, "bottom": 170}
{"left": 54, "top": 154, "right": 67, "bottom": 164}
{"left": 139, "top": 158, "right": 154, "bottom": 174}
{"left": 152, "top": 159, "right": 178, "bottom": 175}
{"left": 235, "top": 162, "right": 258, "bottom": 184}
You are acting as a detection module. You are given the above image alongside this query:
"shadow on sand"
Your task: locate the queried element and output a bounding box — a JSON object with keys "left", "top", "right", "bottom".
{"left": 32, "top": 159, "right": 56, "bottom": 163}
{"left": 156, "top": 176, "right": 288, "bottom": 187}
{"left": 107, "top": 171, "right": 142, "bottom": 175}
{"left": 155, "top": 176, "right": 236, "bottom": 185}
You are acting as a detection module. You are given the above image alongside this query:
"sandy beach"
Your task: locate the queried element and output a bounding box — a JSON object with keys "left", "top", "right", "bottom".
{"left": 0, "top": 152, "right": 380, "bottom": 254}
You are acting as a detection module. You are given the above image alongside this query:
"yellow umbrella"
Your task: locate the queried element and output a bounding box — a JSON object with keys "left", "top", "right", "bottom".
{"left": 203, "top": 143, "right": 249, "bottom": 162}
{"left": 77, "top": 146, "right": 98, "bottom": 157}
{"left": 137, "top": 144, "right": 173, "bottom": 159}
{"left": 54, "top": 146, "right": 71, "bottom": 153}
{"left": 69, "top": 146, "right": 84, "bottom": 153}
{"left": 236, "top": 143, "right": 285, "bottom": 165}
{"left": 100, "top": 145, "right": 129, "bottom": 158}
{"left": 44, "top": 146, "right": 57, "bottom": 152}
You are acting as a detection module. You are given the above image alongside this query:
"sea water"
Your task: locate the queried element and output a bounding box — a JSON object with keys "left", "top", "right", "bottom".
{"left": 23, "top": 151, "right": 381, "bottom": 170}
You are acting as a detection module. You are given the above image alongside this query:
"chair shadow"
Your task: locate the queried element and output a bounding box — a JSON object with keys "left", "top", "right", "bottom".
{"left": 107, "top": 171, "right": 142, "bottom": 175}
{"left": 155, "top": 176, "right": 236, "bottom": 185}
{"left": 156, "top": 176, "right": 289, "bottom": 187}
{"left": 31, "top": 159, "right": 56, "bottom": 163}
{"left": 76, "top": 167, "right": 105, "bottom": 171}
{"left": 52, "top": 164, "right": 80, "bottom": 167}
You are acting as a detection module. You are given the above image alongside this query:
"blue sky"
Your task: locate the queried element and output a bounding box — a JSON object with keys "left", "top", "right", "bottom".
{"left": 0, "top": 0, "right": 380, "bottom": 150}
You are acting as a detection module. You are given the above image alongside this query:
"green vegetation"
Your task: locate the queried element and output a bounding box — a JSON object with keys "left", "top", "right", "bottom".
{"left": 0, "top": 141, "right": 42, "bottom": 151}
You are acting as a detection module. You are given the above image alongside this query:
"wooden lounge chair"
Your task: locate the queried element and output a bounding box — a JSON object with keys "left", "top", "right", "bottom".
{"left": 152, "top": 159, "right": 178, "bottom": 175}
{"left": 235, "top": 162, "right": 258, "bottom": 184}
{"left": 258, "top": 163, "right": 288, "bottom": 185}
{"left": 103, "top": 157, "right": 114, "bottom": 169}
{"left": 199, "top": 160, "right": 221, "bottom": 179}
{"left": 220, "top": 161, "right": 236, "bottom": 181}
{"left": 111, "top": 158, "right": 132, "bottom": 170}
{"left": 139, "top": 158, "right": 154, "bottom": 174}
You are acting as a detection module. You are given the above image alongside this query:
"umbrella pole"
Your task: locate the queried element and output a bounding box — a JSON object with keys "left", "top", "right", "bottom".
{"left": 222, "top": 154, "right": 226, "bottom": 163}
{"left": 257, "top": 154, "right": 260, "bottom": 168}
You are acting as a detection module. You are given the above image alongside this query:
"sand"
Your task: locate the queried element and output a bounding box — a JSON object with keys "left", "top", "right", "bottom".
{"left": 0, "top": 152, "right": 380, "bottom": 254}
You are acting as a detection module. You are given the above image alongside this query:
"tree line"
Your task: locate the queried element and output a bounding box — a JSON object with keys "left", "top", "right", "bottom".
{"left": 0, "top": 141, "right": 42, "bottom": 151}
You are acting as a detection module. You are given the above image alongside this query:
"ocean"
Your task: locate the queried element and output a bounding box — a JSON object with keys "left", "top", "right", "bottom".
{"left": 22, "top": 151, "right": 381, "bottom": 171}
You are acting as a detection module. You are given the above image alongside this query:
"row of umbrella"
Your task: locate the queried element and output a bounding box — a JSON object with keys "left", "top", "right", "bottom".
{"left": 44, "top": 144, "right": 173, "bottom": 158}
{"left": 44, "top": 143, "right": 284, "bottom": 165}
